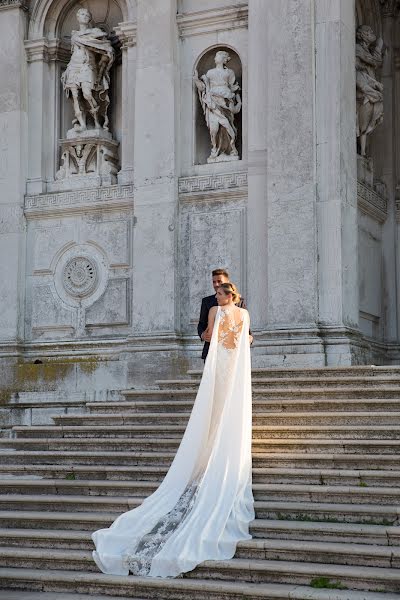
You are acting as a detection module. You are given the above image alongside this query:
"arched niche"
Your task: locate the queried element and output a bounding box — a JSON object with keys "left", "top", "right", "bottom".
{"left": 26, "top": 0, "right": 136, "bottom": 193}
{"left": 356, "top": 0, "right": 382, "bottom": 33}
{"left": 193, "top": 46, "right": 243, "bottom": 166}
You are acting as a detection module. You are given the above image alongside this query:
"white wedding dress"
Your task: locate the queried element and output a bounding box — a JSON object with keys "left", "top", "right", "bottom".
{"left": 92, "top": 305, "right": 254, "bottom": 578}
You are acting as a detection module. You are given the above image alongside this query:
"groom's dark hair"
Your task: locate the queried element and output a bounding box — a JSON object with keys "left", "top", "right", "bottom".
{"left": 212, "top": 268, "right": 229, "bottom": 278}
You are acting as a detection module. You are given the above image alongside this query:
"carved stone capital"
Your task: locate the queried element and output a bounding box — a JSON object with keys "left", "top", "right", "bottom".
{"left": 114, "top": 21, "right": 137, "bottom": 49}
{"left": 25, "top": 39, "right": 70, "bottom": 63}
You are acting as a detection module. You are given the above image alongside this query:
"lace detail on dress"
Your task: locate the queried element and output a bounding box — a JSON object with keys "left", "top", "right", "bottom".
{"left": 218, "top": 307, "right": 245, "bottom": 351}
{"left": 122, "top": 480, "right": 200, "bottom": 576}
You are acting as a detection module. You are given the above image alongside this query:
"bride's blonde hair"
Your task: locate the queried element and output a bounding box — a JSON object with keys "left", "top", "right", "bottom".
{"left": 218, "top": 282, "right": 240, "bottom": 304}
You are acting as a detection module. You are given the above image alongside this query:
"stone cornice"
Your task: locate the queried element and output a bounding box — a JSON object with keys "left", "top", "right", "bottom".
{"left": 24, "top": 184, "right": 134, "bottom": 218}
{"left": 357, "top": 180, "right": 388, "bottom": 223}
{"left": 114, "top": 21, "right": 137, "bottom": 49}
{"left": 25, "top": 38, "right": 70, "bottom": 63}
{"left": 0, "top": 0, "right": 28, "bottom": 11}
{"left": 177, "top": 5, "right": 248, "bottom": 37}
{"left": 178, "top": 171, "right": 247, "bottom": 201}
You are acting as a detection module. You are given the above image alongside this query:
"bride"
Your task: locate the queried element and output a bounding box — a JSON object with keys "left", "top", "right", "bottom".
{"left": 92, "top": 282, "right": 254, "bottom": 578}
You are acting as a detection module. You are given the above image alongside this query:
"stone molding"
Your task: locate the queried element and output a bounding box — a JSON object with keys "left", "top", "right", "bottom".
{"left": 114, "top": 21, "right": 137, "bottom": 49}
{"left": 25, "top": 184, "right": 134, "bottom": 218}
{"left": 177, "top": 5, "right": 248, "bottom": 37}
{"left": 25, "top": 38, "right": 70, "bottom": 63}
{"left": 178, "top": 171, "right": 247, "bottom": 197}
{"left": 357, "top": 180, "right": 387, "bottom": 223}
{"left": 0, "top": 0, "right": 28, "bottom": 10}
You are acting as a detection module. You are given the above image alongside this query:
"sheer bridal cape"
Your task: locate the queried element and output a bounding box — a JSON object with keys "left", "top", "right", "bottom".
{"left": 92, "top": 306, "right": 254, "bottom": 578}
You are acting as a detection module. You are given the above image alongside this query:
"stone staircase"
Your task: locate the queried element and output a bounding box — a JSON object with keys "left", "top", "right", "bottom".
{"left": 0, "top": 366, "right": 400, "bottom": 599}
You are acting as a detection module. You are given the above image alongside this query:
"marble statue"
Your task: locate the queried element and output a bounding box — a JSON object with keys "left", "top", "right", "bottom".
{"left": 194, "top": 51, "right": 242, "bottom": 163}
{"left": 61, "top": 8, "right": 114, "bottom": 133}
{"left": 356, "top": 25, "right": 384, "bottom": 157}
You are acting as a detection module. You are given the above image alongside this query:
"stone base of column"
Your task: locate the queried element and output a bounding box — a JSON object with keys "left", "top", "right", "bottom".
{"left": 249, "top": 326, "right": 394, "bottom": 367}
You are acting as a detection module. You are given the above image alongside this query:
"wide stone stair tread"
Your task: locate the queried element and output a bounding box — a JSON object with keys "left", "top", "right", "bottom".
{"left": 2, "top": 538, "right": 400, "bottom": 570}
{"left": 2, "top": 494, "right": 400, "bottom": 523}
{"left": 11, "top": 422, "right": 400, "bottom": 440}
{"left": 4, "top": 437, "right": 400, "bottom": 453}
{"left": 2, "top": 449, "right": 400, "bottom": 469}
{"left": 2, "top": 464, "right": 400, "bottom": 486}
{"left": 84, "top": 398, "right": 400, "bottom": 414}
{"left": 1, "top": 560, "right": 400, "bottom": 593}
{"left": 49, "top": 412, "right": 400, "bottom": 424}
{"left": 1, "top": 523, "right": 399, "bottom": 548}
{"left": 187, "top": 366, "right": 400, "bottom": 377}
{"left": 156, "top": 375, "right": 400, "bottom": 383}
{"left": 2, "top": 569, "right": 400, "bottom": 600}
{"left": 2, "top": 515, "right": 399, "bottom": 544}
{"left": 120, "top": 386, "right": 400, "bottom": 397}
{"left": 3, "top": 480, "right": 400, "bottom": 503}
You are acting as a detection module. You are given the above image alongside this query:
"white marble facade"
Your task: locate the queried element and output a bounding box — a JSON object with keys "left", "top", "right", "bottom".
{"left": 0, "top": 0, "right": 399, "bottom": 395}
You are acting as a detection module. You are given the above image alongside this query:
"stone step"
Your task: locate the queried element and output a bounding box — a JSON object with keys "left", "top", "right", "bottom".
{"left": 2, "top": 517, "right": 400, "bottom": 550}
{"left": 2, "top": 559, "right": 400, "bottom": 594}
{"left": 120, "top": 387, "right": 400, "bottom": 400}
{"left": 2, "top": 568, "right": 400, "bottom": 600}
{"left": 1, "top": 450, "right": 400, "bottom": 469}
{"left": 3, "top": 437, "right": 400, "bottom": 453}
{"left": 2, "top": 464, "right": 400, "bottom": 487}
{"left": 12, "top": 423, "right": 400, "bottom": 440}
{"left": 2, "top": 536, "right": 400, "bottom": 571}
{"left": 62, "top": 397, "right": 400, "bottom": 418}
{"left": 2, "top": 512, "right": 399, "bottom": 547}
{"left": 50, "top": 411, "right": 400, "bottom": 428}
{"left": 0, "top": 464, "right": 168, "bottom": 481}
{"left": 0, "top": 511, "right": 115, "bottom": 531}
{"left": 1, "top": 494, "right": 399, "bottom": 523}
{"left": 187, "top": 366, "right": 400, "bottom": 379}
{"left": 11, "top": 425, "right": 400, "bottom": 445}
{"left": 2, "top": 481, "right": 400, "bottom": 506}
{"left": 155, "top": 376, "right": 400, "bottom": 389}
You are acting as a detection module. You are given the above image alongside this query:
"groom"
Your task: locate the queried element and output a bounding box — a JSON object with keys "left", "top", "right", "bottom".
{"left": 197, "top": 268, "right": 252, "bottom": 360}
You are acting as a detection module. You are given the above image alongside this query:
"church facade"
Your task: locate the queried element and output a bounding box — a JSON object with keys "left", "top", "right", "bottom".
{"left": 0, "top": 0, "right": 399, "bottom": 395}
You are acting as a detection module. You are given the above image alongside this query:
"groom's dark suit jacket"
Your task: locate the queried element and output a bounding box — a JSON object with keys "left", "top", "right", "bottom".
{"left": 197, "top": 294, "right": 250, "bottom": 360}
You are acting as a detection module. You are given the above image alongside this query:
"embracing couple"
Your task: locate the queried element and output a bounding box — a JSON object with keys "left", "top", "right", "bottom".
{"left": 92, "top": 269, "right": 254, "bottom": 578}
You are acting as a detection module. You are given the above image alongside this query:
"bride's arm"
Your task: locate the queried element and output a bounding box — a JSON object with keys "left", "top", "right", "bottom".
{"left": 204, "top": 306, "right": 218, "bottom": 339}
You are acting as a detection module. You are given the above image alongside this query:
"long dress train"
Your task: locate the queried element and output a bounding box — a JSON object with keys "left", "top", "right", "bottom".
{"left": 92, "top": 306, "right": 254, "bottom": 578}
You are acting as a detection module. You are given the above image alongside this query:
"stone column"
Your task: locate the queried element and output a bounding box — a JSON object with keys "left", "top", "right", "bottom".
{"left": 116, "top": 22, "right": 136, "bottom": 185}
{"left": 315, "top": 0, "right": 359, "bottom": 363}
{"left": 376, "top": 7, "right": 398, "bottom": 347}
{"left": 247, "top": 0, "right": 322, "bottom": 366}
{"left": 131, "top": 0, "right": 178, "bottom": 336}
{"left": 0, "top": 1, "right": 27, "bottom": 349}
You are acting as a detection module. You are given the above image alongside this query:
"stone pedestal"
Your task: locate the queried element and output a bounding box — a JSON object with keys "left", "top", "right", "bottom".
{"left": 49, "top": 131, "right": 119, "bottom": 192}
